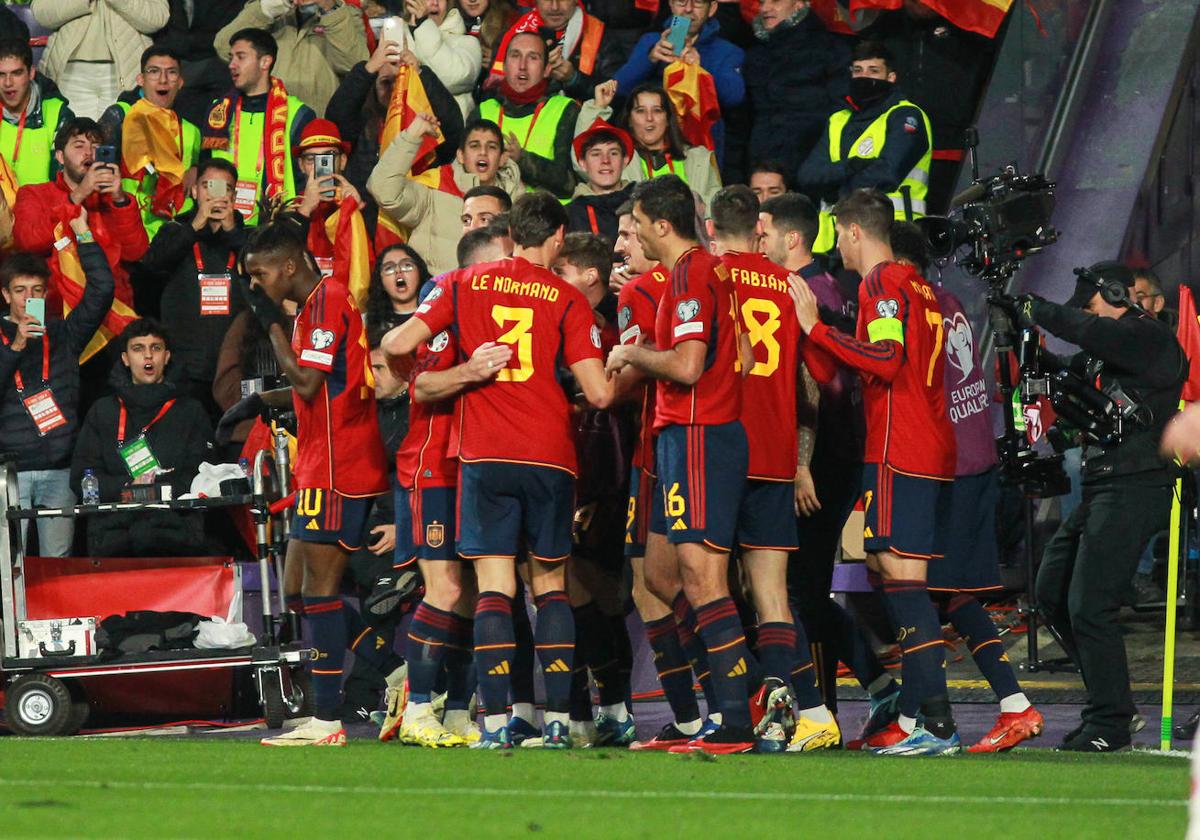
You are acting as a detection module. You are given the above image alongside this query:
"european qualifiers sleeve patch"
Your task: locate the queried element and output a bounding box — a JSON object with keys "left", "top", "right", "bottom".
{"left": 618, "top": 305, "right": 631, "bottom": 331}
{"left": 310, "top": 328, "right": 335, "bottom": 350}
{"left": 674, "top": 297, "right": 704, "bottom": 338}
{"left": 875, "top": 298, "right": 899, "bottom": 319}
{"left": 416, "top": 285, "right": 443, "bottom": 314}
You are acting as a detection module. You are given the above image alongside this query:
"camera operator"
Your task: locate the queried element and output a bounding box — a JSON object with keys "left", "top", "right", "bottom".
{"left": 1011, "top": 261, "right": 1186, "bottom": 752}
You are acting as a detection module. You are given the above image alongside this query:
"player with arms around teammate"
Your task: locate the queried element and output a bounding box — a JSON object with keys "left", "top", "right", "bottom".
{"left": 606, "top": 175, "right": 757, "bottom": 754}
{"left": 236, "top": 222, "right": 389, "bottom": 747}
{"left": 383, "top": 191, "right": 616, "bottom": 749}
{"left": 789, "top": 188, "right": 959, "bottom": 756}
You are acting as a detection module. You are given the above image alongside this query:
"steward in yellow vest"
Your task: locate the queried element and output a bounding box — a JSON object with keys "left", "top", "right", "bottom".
{"left": 0, "top": 39, "right": 73, "bottom": 187}
{"left": 796, "top": 42, "right": 931, "bottom": 254}
{"left": 471, "top": 31, "right": 580, "bottom": 201}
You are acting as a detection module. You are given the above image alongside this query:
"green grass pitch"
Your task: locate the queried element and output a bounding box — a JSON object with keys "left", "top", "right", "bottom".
{"left": 0, "top": 739, "right": 1189, "bottom": 838}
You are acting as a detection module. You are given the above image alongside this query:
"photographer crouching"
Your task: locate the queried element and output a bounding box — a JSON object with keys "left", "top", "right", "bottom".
{"left": 1009, "top": 262, "right": 1186, "bottom": 752}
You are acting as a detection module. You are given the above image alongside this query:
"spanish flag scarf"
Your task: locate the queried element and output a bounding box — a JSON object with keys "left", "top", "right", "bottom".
{"left": 123, "top": 98, "right": 187, "bottom": 218}
{"left": 663, "top": 61, "right": 720, "bottom": 152}
{"left": 202, "top": 77, "right": 291, "bottom": 200}
{"left": 53, "top": 221, "right": 138, "bottom": 362}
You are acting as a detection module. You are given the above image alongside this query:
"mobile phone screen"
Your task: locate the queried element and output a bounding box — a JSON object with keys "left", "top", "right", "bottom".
{"left": 25, "top": 297, "right": 45, "bottom": 326}
{"left": 667, "top": 15, "right": 690, "bottom": 55}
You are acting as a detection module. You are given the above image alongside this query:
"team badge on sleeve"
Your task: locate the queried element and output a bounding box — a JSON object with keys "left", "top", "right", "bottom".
{"left": 590, "top": 324, "right": 602, "bottom": 348}
{"left": 310, "top": 328, "right": 334, "bottom": 350}
{"left": 429, "top": 331, "right": 450, "bottom": 352}
{"left": 618, "top": 305, "right": 631, "bottom": 331}
{"left": 875, "top": 299, "right": 899, "bottom": 318}
{"left": 676, "top": 299, "right": 700, "bottom": 321}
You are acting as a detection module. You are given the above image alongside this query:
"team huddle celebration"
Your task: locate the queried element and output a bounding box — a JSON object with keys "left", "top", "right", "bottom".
{"left": 7, "top": 0, "right": 1143, "bottom": 766}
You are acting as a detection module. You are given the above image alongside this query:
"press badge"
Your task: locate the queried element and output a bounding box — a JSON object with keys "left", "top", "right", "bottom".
{"left": 118, "top": 436, "right": 161, "bottom": 478}
{"left": 234, "top": 180, "right": 258, "bottom": 218}
{"left": 199, "top": 273, "right": 232, "bottom": 316}
{"left": 22, "top": 389, "right": 67, "bottom": 436}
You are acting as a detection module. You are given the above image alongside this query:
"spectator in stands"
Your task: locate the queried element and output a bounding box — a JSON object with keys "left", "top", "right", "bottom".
{"left": 743, "top": 0, "right": 848, "bottom": 179}
{"left": 70, "top": 318, "right": 213, "bottom": 556}
{"left": 456, "top": 0, "right": 517, "bottom": 76}
{"left": 100, "top": 46, "right": 201, "bottom": 240}
{"left": 31, "top": 0, "right": 170, "bottom": 121}
{"left": 796, "top": 40, "right": 932, "bottom": 253}
{"left": 215, "top": 0, "right": 369, "bottom": 116}
{"left": 748, "top": 159, "right": 788, "bottom": 203}
{"left": 14, "top": 118, "right": 149, "bottom": 319}
{"left": 1133, "top": 268, "right": 1167, "bottom": 319}
{"left": 456, "top": 217, "right": 511, "bottom": 266}
{"left": 471, "top": 32, "right": 578, "bottom": 199}
{"left": 393, "top": 0, "right": 482, "bottom": 119}
{"left": 203, "top": 28, "right": 317, "bottom": 227}
{"left": 138, "top": 158, "right": 247, "bottom": 422}
{"left": 152, "top": 0, "right": 243, "bottom": 128}
{"left": 325, "top": 37, "right": 465, "bottom": 237}
{"left": 0, "top": 6, "right": 29, "bottom": 45}
{"left": 612, "top": 0, "right": 744, "bottom": 159}
{"left": 488, "top": 0, "right": 615, "bottom": 101}
{"left": 369, "top": 114, "right": 520, "bottom": 273}
{"left": 583, "top": 81, "right": 721, "bottom": 207}
{"left": 566, "top": 118, "right": 632, "bottom": 242}
{"left": 0, "top": 38, "right": 74, "bottom": 187}
{"left": 461, "top": 185, "right": 510, "bottom": 231}
{"left": 366, "top": 243, "right": 429, "bottom": 342}
{"left": 1, "top": 214, "right": 114, "bottom": 557}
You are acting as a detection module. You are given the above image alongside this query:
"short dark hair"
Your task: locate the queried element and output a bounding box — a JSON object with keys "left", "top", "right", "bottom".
{"left": 632, "top": 175, "right": 695, "bottom": 240}
{"left": 484, "top": 212, "right": 511, "bottom": 239}
{"left": 709, "top": 185, "right": 759, "bottom": 239}
{"left": 852, "top": 39, "right": 895, "bottom": 70}
{"left": 463, "top": 184, "right": 512, "bottom": 211}
{"left": 580, "top": 129, "right": 627, "bottom": 159}
{"left": 749, "top": 159, "right": 791, "bottom": 190}
{"left": 760, "top": 193, "right": 818, "bottom": 252}
{"left": 242, "top": 218, "right": 307, "bottom": 265}
{"left": 461, "top": 119, "right": 503, "bottom": 150}
{"left": 140, "top": 45, "right": 182, "bottom": 72}
{"left": 616, "top": 199, "right": 635, "bottom": 218}
{"left": 0, "top": 253, "right": 50, "bottom": 291}
{"left": 1132, "top": 267, "right": 1163, "bottom": 294}
{"left": 558, "top": 232, "right": 612, "bottom": 280}
{"left": 229, "top": 28, "right": 278, "bottom": 64}
{"left": 831, "top": 188, "right": 893, "bottom": 242}
{"left": 506, "top": 30, "right": 548, "bottom": 62}
{"left": 120, "top": 317, "right": 171, "bottom": 353}
{"left": 889, "top": 221, "right": 929, "bottom": 274}
{"left": 458, "top": 228, "right": 504, "bottom": 267}
{"left": 196, "top": 157, "right": 239, "bottom": 183}
{"left": 54, "top": 118, "right": 104, "bottom": 153}
{"left": 509, "top": 191, "right": 567, "bottom": 248}
{"left": 0, "top": 38, "right": 32, "bottom": 69}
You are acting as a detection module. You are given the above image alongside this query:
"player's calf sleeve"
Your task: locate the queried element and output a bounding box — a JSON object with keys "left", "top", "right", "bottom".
{"left": 944, "top": 594, "right": 1022, "bottom": 703}
{"left": 694, "top": 597, "right": 754, "bottom": 729}
{"left": 757, "top": 620, "right": 797, "bottom": 684}
{"left": 672, "top": 593, "right": 717, "bottom": 714}
{"left": 880, "top": 580, "right": 948, "bottom": 719}
{"left": 443, "top": 615, "right": 476, "bottom": 711}
{"left": 304, "top": 595, "right": 348, "bottom": 721}
{"left": 474, "top": 592, "right": 515, "bottom": 719}
{"left": 644, "top": 614, "right": 702, "bottom": 725}
{"left": 511, "top": 588, "right": 537, "bottom": 706}
{"left": 405, "top": 601, "right": 456, "bottom": 704}
{"left": 533, "top": 590, "right": 575, "bottom": 715}
{"left": 342, "top": 601, "right": 404, "bottom": 676}
{"left": 573, "top": 602, "right": 623, "bottom": 708}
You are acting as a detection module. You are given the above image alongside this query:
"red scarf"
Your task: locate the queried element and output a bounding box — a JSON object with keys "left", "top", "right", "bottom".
{"left": 497, "top": 78, "right": 548, "bottom": 106}
{"left": 263, "top": 77, "right": 290, "bottom": 200}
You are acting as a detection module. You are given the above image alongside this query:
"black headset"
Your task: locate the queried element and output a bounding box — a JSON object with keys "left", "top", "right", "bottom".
{"left": 1073, "top": 266, "right": 1144, "bottom": 312}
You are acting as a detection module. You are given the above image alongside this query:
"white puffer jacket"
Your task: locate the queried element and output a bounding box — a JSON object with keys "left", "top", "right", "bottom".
{"left": 397, "top": 9, "right": 481, "bottom": 121}
{"left": 32, "top": 0, "right": 169, "bottom": 92}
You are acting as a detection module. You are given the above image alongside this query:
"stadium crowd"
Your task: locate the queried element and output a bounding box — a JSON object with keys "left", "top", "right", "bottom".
{"left": 1, "top": 0, "right": 1156, "bottom": 756}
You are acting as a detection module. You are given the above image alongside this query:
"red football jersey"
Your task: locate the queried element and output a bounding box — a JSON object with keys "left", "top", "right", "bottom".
{"left": 415, "top": 257, "right": 602, "bottom": 474}
{"left": 395, "top": 324, "right": 460, "bottom": 490}
{"left": 653, "top": 247, "right": 742, "bottom": 430}
{"left": 290, "top": 277, "right": 388, "bottom": 495}
{"left": 724, "top": 251, "right": 798, "bottom": 481}
{"left": 804, "top": 261, "right": 956, "bottom": 478}
{"left": 617, "top": 263, "right": 669, "bottom": 472}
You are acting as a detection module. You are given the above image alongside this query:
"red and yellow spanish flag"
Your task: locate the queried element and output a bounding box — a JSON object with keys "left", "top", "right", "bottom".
{"left": 123, "top": 98, "right": 188, "bottom": 218}
{"left": 811, "top": 0, "right": 1011, "bottom": 38}
{"left": 53, "top": 221, "right": 137, "bottom": 362}
{"left": 1177, "top": 285, "right": 1200, "bottom": 402}
{"left": 307, "top": 194, "right": 373, "bottom": 309}
{"left": 663, "top": 61, "right": 720, "bottom": 152}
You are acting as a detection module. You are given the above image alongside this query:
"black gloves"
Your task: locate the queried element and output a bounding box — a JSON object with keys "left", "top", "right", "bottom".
{"left": 238, "top": 274, "right": 286, "bottom": 334}
{"left": 216, "top": 392, "right": 266, "bottom": 445}
{"left": 992, "top": 293, "right": 1042, "bottom": 331}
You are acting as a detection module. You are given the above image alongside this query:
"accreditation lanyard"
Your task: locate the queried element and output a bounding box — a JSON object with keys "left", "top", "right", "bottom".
{"left": 640, "top": 152, "right": 677, "bottom": 180}
{"left": 193, "top": 244, "right": 235, "bottom": 316}
{"left": 117, "top": 398, "right": 175, "bottom": 447}
{"left": 496, "top": 101, "right": 547, "bottom": 148}
{"left": 0, "top": 328, "right": 50, "bottom": 391}
{"left": 3, "top": 329, "right": 65, "bottom": 435}
{"left": 10, "top": 106, "right": 27, "bottom": 162}
{"left": 585, "top": 205, "right": 600, "bottom": 235}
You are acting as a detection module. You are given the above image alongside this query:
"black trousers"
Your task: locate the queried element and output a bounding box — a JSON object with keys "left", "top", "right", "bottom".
{"left": 1035, "top": 479, "right": 1172, "bottom": 734}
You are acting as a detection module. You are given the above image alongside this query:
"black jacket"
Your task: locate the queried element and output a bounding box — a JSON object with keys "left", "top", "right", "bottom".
{"left": 744, "top": 12, "right": 849, "bottom": 177}
{"left": 153, "top": 0, "right": 243, "bottom": 63}
{"left": 138, "top": 209, "right": 249, "bottom": 384}
{"left": 70, "top": 380, "right": 212, "bottom": 502}
{"left": 1032, "top": 300, "right": 1187, "bottom": 484}
{"left": 468, "top": 94, "right": 581, "bottom": 199}
{"left": 0, "top": 243, "right": 114, "bottom": 471}
{"left": 566, "top": 184, "right": 633, "bottom": 243}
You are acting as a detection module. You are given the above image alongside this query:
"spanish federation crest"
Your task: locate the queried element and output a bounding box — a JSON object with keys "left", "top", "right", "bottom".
{"left": 207, "top": 97, "right": 229, "bottom": 130}
{"left": 426, "top": 521, "right": 445, "bottom": 548}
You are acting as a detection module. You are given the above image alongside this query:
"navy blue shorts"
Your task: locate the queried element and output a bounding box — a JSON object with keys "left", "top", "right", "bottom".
{"left": 290, "top": 488, "right": 375, "bottom": 551}
{"left": 652, "top": 421, "right": 747, "bottom": 551}
{"left": 457, "top": 461, "right": 575, "bottom": 563}
{"left": 624, "top": 465, "right": 656, "bottom": 558}
{"left": 861, "top": 463, "right": 951, "bottom": 559}
{"left": 737, "top": 480, "right": 799, "bottom": 551}
{"left": 395, "top": 484, "right": 457, "bottom": 567}
{"left": 928, "top": 467, "right": 1002, "bottom": 593}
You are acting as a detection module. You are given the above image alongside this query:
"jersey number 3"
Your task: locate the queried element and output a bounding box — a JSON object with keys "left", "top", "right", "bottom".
{"left": 491, "top": 305, "right": 534, "bottom": 382}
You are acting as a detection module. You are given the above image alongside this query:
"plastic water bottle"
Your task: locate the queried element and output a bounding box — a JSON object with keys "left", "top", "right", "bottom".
{"left": 81, "top": 470, "right": 99, "bottom": 505}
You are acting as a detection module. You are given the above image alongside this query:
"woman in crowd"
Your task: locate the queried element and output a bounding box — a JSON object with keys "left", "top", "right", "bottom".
{"left": 456, "top": 0, "right": 516, "bottom": 80}
{"left": 366, "top": 243, "right": 430, "bottom": 344}
{"left": 394, "top": 0, "right": 483, "bottom": 119}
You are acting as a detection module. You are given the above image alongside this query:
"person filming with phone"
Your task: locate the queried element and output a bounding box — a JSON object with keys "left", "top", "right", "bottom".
{"left": 0, "top": 209, "right": 115, "bottom": 556}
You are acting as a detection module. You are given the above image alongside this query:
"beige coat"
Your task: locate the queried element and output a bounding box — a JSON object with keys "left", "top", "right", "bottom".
{"left": 215, "top": 1, "right": 368, "bottom": 116}
{"left": 397, "top": 10, "right": 481, "bottom": 121}
{"left": 368, "top": 133, "right": 523, "bottom": 276}
{"left": 32, "top": 0, "right": 169, "bottom": 91}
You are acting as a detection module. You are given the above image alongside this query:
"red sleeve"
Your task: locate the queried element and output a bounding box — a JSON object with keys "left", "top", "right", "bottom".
{"left": 561, "top": 293, "right": 603, "bottom": 367}
{"left": 12, "top": 184, "right": 70, "bottom": 254}
{"left": 805, "top": 265, "right": 907, "bottom": 383}
{"left": 807, "top": 321, "right": 904, "bottom": 383}
{"left": 409, "top": 329, "right": 458, "bottom": 386}
{"left": 668, "top": 264, "right": 715, "bottom": 349}
{"left": 413, "top": 276, "right": 456, "bottom": 338}
{"left": 799, "top": 333, "right": 841, "bottom": 384}
{"left": 294, "top": 287, "right": 349, "bottom": 373}
{"left": 105, "top": 195, "right": 150, "bottom": 262}
{"left": 617, "top": 281, "right": 657, "bottom": 346}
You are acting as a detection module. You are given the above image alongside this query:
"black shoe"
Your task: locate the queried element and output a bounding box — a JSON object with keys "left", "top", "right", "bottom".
{"left": 1059, "top": 721, "right": 1085, "bottom": 748}
{"left": 365, "top": 569, "right": 422, "bottom": 617}
{"left": 1174, "top": 709, "right": 1200, "bottom": 740}
{"left": 1058, "top": 728, "right": 1131, "bottom": 753}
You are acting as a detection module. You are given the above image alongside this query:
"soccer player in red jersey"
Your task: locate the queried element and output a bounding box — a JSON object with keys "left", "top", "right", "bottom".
{"left": 707, "top": 185, "right": 839, "bottom": 753}
{"left": 235, "top": 222, "right": 391, "bottom": 747}
{"left": 611, "top": 201, "right": 708, "bottom": 751}
{"left": 606, "top": 175, "right": 757, "bottom": 754}
{"left": 383, "top": 191, "right": 615, "bottom": 749}
{"left": 789, "top": 188, "right": 960, "bottom": 756}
